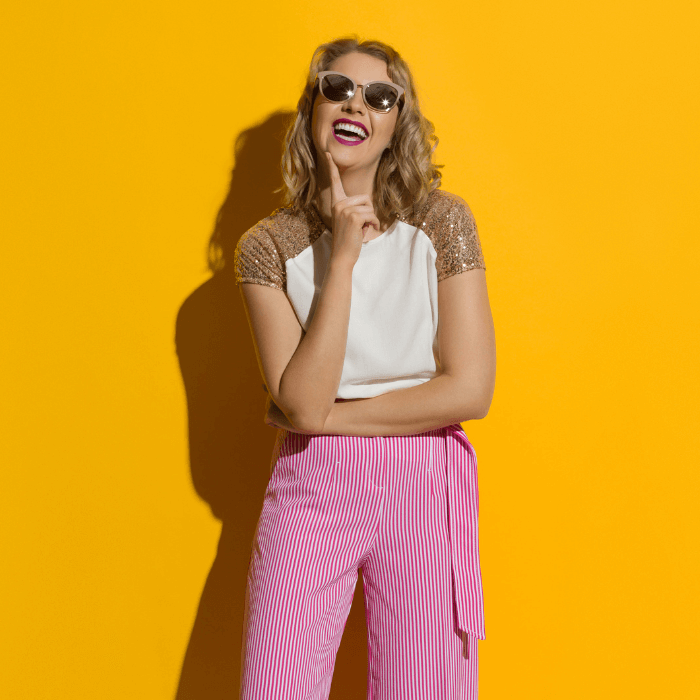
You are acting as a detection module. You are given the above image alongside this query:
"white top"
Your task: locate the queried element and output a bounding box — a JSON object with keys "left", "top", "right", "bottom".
{"left": 286, "top": 218, "right": 441, "bottom": 398}
{"left": 234, "top": 188, "right": 486, "bottom": 404}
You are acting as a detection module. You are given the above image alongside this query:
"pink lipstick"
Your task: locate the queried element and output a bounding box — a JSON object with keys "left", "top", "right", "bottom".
{"left": 332, "top": 118, "right": 369, "bottom": 147}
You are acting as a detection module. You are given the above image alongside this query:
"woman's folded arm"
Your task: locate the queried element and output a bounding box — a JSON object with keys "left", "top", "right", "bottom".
{"left": 322, "top": 268, "right": 496, "bottom": 436}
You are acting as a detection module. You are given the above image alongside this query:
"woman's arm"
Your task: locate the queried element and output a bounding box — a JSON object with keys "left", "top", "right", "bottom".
{"left": 240, "top": 256, "right": 354, "bottom": 434}
{"left": 241, "top": 153, "right": 383, "bottom": 433}
{"left": 321, "top": 268, "right": 496, "bottom": 436}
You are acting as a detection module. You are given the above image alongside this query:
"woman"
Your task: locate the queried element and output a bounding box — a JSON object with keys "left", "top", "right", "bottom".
{"left": 235, "top": 35, "right": 496, "bottom": 699}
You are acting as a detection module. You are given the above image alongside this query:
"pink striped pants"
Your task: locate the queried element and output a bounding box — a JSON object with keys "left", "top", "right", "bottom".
{"left": 239, "top": 424, "right": 485, "bottom": 699}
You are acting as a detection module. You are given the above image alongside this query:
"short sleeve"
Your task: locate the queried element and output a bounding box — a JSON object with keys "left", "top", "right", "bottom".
{"left": 435, "top": 196, "right": 486, "bottom": 282}
{"left": 234, "top": 222, "right": 285, "bottom": 291}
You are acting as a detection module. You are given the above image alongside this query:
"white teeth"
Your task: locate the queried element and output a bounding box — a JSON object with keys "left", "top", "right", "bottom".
{"left": 333, "top": 122, "right": 368, "bottom": 139}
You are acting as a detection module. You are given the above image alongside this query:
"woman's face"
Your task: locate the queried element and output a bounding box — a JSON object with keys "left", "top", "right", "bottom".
{"left": 311, "top": 51, "right": 399, "bottom": 176}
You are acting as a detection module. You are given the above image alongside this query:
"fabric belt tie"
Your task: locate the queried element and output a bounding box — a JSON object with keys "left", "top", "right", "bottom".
{"left": 444, "top": 423, "right": 486, "bottom": 640}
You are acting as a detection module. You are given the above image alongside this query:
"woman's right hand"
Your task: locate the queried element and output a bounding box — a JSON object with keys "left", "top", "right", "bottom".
{"left": 325, "top": 151, "right": 381, "bottom": 268}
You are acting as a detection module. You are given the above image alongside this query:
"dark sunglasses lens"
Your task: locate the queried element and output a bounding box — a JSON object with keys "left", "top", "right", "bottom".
{"left": 321, "top": 74, "right": 354, "bottom": 101}
{"left": 365, "top": 83, "right": 399, "bottom": 111}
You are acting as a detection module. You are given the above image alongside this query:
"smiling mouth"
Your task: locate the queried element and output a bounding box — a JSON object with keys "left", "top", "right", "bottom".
{"left": 332, "top": 123, "right": 368, "bottom": 143}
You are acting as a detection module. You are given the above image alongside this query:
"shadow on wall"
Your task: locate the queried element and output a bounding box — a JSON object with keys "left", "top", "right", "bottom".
{"left": 173, "top": 112, "right": 368, "bottom": 699}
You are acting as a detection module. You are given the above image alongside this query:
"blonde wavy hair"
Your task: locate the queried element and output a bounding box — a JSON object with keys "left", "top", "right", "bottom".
{"left": 279, "top": 35, "right": 444, "bottom": 224}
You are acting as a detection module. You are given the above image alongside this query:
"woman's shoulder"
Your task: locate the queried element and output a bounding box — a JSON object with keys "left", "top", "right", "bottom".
{"left": 409, "top": 188, "right": 485, "bottom": 278}
{"left": 234, "top": 203, "right": 324, "bottom": 289}
{"left": 236, "top": 204, "right": 318, "bottom": 255}
{"left": 407, "top": 188, "right": 475, "bottom": 229}
{"left": 238, "top": 205, "right": 296, "bottom": 244}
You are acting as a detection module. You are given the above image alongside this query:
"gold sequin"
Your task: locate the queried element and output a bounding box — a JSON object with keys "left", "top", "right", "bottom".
{"left": 234, "top": 204, "right": 326, "bottom": 291}
{"left": 234, "top": 190, "right": 485, "bottom": 291}
{"left": 404, "top": 190, "right": 486, "bottom": 281}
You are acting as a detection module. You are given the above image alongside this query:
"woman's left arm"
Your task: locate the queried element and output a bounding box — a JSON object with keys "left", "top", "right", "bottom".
{"left": 321, "top": 268, "right": 496, "bottom": 437}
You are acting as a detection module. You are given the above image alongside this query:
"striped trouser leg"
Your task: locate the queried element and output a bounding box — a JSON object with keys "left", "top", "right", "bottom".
{"left": 239, "top": 430, "right": 385, "bottom": 699}
{"left": 239, "top": 427, "right": 480, "bottom": 699}
{"left": 360, "top": 430, "right": 479, "bottom": 699}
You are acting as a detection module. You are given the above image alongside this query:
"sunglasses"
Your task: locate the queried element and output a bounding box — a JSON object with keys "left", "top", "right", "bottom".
{"left": 315, "top": 71, "right": 405, "bottom": 113}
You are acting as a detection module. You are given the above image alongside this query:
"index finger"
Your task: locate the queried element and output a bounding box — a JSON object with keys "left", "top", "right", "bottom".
{"left": 325, "top": 151, "right": 346, "bottom": 207}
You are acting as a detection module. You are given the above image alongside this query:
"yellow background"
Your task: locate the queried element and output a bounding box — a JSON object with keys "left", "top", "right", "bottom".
{"left": 2, "top": 1, "right": 698, "bottom": 698}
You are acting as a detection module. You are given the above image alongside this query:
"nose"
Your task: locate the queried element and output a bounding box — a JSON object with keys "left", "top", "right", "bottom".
{"left": 342, "top": 87, "right": 366, "bottom": 114}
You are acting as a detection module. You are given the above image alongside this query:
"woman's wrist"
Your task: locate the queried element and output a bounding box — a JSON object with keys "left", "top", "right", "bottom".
{"left": 327, "top": 254, "right": 356, "bottom": 277}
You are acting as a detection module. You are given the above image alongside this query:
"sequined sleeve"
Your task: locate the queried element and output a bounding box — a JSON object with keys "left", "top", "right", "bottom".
{"left": 435, "top": 195, "right": 486, "bottom": 282}
{"left": 234, "top": 220, "right": 285, "bottom": 291}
